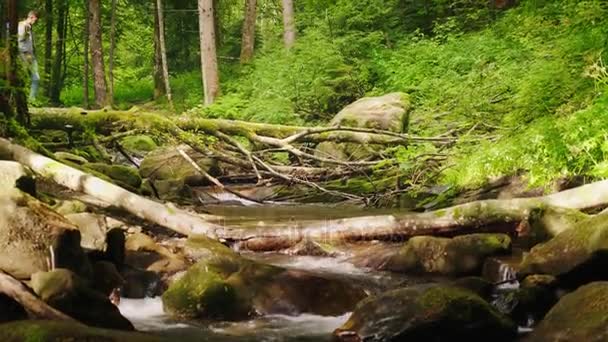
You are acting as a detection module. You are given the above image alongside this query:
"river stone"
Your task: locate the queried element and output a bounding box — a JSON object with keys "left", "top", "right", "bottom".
{"left": 524, "top": 282, "right": 608, "bottom": 342}
{"left": 333, "top": 284, "right": 516, "bottom": 342}
{"left": 0, "top": 320, "right": 165, "bottom": 342}
{"left": 139, "top": 144, "right": 220, "bottom": 181}
{"left": 31, "top": 268, "right": 134, "bottom": 331}
{"left": 353, "top": 234, "right": 511, "bottom": 276}
{"left": 0, "top": 192, "right": 92, "bottom": 280}
{"left": 162, "top": 236, "right": 367, "bottom": 320}
{"left": 125, "top": 232, "right": 189, "bottom": 283}
{"left": 315, "top": 93, "right": 411, "bottom": 162}
{"left": 519, "top": 212, "right": 608, "bottom": 287}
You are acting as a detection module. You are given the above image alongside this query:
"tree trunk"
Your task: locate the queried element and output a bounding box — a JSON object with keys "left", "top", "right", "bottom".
{"left": 0, "top": 138, "right": 222, "bottom": 238}
{"left": 240, "top": 0, "right": 257, "bottom": 64}
{"left": 282, "top": 0, "right": 296, "bottom": 48}
{"left": 44, "top": 0, "right": 53, "bottom": 97}
{"left": 50, "top": 0, "right": 67, "bottom": 105}
{"left": 108, "top": 0, "right": 117, "bottom": 105}
{"left": 153, "top": 0, "right": 165, "bottom": 100}
{"left": 88, "top": 0, "right": 109, "bottom": 108}
{"left": 83, "top": 0, "right": 90, "bottom": 109}
{"left": 198, "top": 0, "right": 220, "bottom": 105}
{"left": 156, "top": 0, "right": 174, "bottom": 109}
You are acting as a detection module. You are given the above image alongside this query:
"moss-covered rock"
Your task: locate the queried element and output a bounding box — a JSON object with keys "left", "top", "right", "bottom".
{"left": 519, "top": 212, "right": 608, "bottom": 287}
{"left": 139, "top": 144, "right": 219, "bottom": 181}
{"left": 120, "top": 134, "right": 157, "bottom": 156}
{"left": 353, "top": 234, "right": 511, "bottom": 276}
{"left": 52, "top": 199, "right": 88, "bottom": 215}
{"left": 524, "top": 282, "right": 608, "bottom": 342}
{"left": 31, "top": 268, "right": 133, "bottom": 331}
{"left": 315, "top": 93, "right": 411, "bottom": 162}
{"left": 163, "top": 236, "right": 366, "bottom": 321}
{"left": 85, "top": 163, "right": 142, "bottom": 188}
{"left": 0, "top": 320, "right": 165, "bottom": 342}
{"left": 493, "top": 274, "right": 558, "bottom": 326}
{"left": 334, "top": 284, "right": 516, "bottom": 342}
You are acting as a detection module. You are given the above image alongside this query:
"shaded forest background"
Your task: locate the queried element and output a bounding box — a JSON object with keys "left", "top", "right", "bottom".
{"left": 3, "top": 0, "right": 608, "bottom": 192}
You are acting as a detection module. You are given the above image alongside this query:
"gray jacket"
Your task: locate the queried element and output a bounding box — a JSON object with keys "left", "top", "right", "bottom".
{"left": 18, "top": 21, "right": 35, "bottom": 55}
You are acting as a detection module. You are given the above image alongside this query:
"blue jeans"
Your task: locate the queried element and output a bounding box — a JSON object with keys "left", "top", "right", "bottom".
{"left": 19, "top": 53, "right": 40, "bottom": 100}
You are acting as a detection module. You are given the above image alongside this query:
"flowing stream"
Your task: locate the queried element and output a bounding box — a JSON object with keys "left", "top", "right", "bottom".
{"left": 118, "top": 196, "right": 522, "bottom": 341}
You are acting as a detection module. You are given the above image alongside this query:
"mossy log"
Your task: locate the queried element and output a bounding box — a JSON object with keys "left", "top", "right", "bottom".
{"left": 0, "top": 137, "right": 222, "bottom": 237}
{"left": 29, "top": 107, "right": 425, "bottom": 145}
{"left": 224, "top": 185, "right": 604, "bottom": 251}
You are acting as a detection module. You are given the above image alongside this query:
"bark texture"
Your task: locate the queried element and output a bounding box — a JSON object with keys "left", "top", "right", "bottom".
{"left": 240, "top": 0, "right": 257, "bottom": 64}
{"left": 282, "top": 0, "right": 296, "bottom": 48}
{"left": 88, "top": 0, "right": 109, "bottom": 108}
{"left": 198, "top": 0, "right": 220, "bottom": 104}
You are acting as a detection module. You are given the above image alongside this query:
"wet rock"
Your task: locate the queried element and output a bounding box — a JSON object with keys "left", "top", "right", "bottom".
{"left": 125, "top": 232, "right": 189, "bottom": 285}
{"left": 519, "top": 212, "right": 608, "bottom": 287}
{"left": 54, "top": 151, "right": 88, "bottom": 165}
{"left": 120, "top": 265, "right": 164, "bottom": 298}
{"left": 354, "top": 234, "right": 511, "bottom": 276}
{"left": 92, "top": 261, "right": 125, "bottom": 297}
{"left": 86, "top": 163, "right": 142, "bottom": 189}
{"left": 0, "top": 320, "right": 164, "bottom": 342}
{"left": 493, "top": 274, "right": 558, "bottom": 326}
{"left": 0, "top": 294, "right": 27, "bottom": 323}
{"left": 333, "top": 284, "right": 516, "bottom": 342}
{"left": 450, "top": 276, "right": 494, "bottom": 299}
{"left": 315, "top": 93, "right": 411, "bottom": 162}
{"left": 162, "top": 236, "right": 367, "bottom": 320}
{"left": 0, "top": 193, "right": 92, "bottom": 279}
{"left": 524, "top": 282, "right": 608, "bottom": 341}
{"left": 31, "top": 269, "right": 133, "bottom": 331}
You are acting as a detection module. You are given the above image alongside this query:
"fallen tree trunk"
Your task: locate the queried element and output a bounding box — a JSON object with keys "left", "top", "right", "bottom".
{"left": 0, "top": 271, "right": 76, "bottom": 322}
{"left": 29, "top": 107, "right": 446, "bottom": 145}
{"left": 222, "top": 185, "right": 604, "bottom": 251}
{"left": 0, "top": 137, "right": 223, "bottom": 237}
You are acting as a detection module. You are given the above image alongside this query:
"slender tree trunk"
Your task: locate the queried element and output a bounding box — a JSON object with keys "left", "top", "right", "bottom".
{"left": 88, "top": 0, "right": 109, "bottom": 108}
{"left": 108, "top": 0, "right": 117, "bottom": 105}
{"left": 198, "top": 0, "right": 220, "bottom": 105}
{"left": 240, "top": 0, "right": 257, "bottom": 64}
{"left": 153, "top": 0, "right": 165, "bottom": 100}
{"left": 156, "top": 0, "right": 174, "bottom": 109}
{"left": 282, "top": 0, "right": 296, "bottom": 48}
{"left": 44, "top": 0, "right": 53, "bottom": 97}
{"left": 83, "top": 0, "right": 90, "bottom": 109}
{"left": 50, "top": 0, "right": 67, "bottom": 105}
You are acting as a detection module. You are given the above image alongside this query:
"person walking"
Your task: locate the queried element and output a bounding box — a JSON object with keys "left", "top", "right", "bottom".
{"left": 18, "top": 10, "right": 40, "bottom": 101}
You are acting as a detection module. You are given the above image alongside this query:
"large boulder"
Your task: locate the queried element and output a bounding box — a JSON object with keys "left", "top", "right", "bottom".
{"left": 139, "top": 145, "right": 220, "bottom": 199}
{"left": 352, "top": 234, "right": 511, "bottom": 276}
{"left": 31, "top": 268, "right": 134, "bottom": 331}
{"left": 162, "top": 236, "right": 366, "bottom": 320}
{"left": 519, "top": 212, "right": 608, "bottom": 287}
{"left": 0, "top": 320, "right": 164, "bottom": 342}
{"left": 315, "top": 93, "right": 411, "bottom": 161}
{"left": 0, "top": 161, "right": 34, "bottom": 196}
{"left": 333, "top": 284, "right": 516, "bottom": 342}
{"left": 120, "top": 134, "right": 157, "bottom": 157}
{"left": 0, "top": 192, "right": 92, "bottom": 280}
{"left": 524, "top": 282, "right": 608, "bottom": 341}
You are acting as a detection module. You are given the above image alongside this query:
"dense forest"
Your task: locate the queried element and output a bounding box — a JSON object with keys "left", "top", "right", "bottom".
{"left": 2, "top": 0, "right": 608, "bottom": 341}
